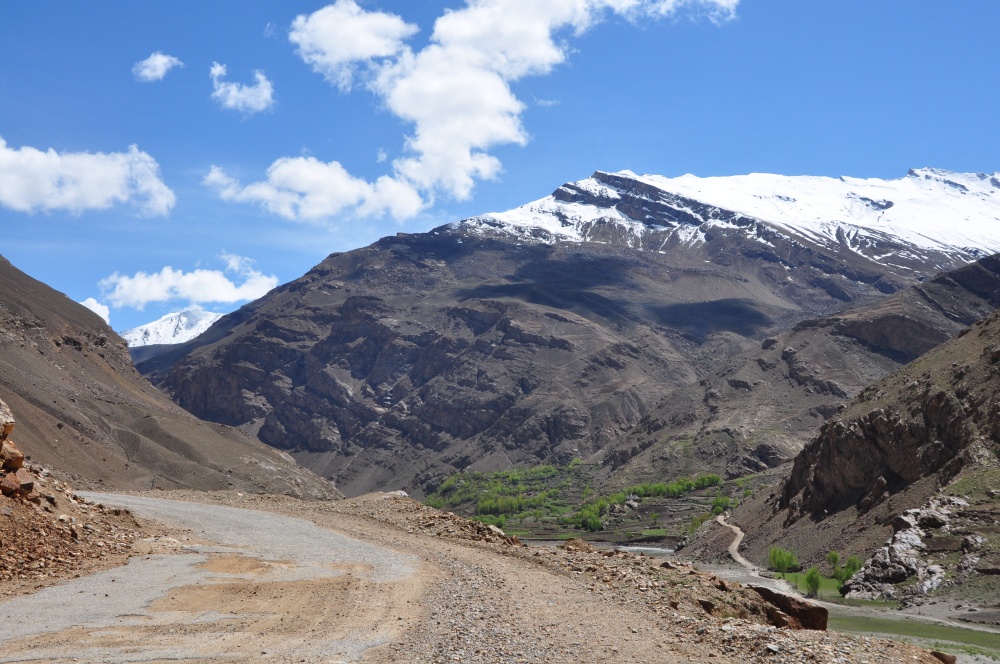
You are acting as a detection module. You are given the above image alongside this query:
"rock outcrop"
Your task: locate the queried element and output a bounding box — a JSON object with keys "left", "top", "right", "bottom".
{"left": 0, "top": 398, "right": 32, "bottom": 501}
{"left": 841, "top": 496, "right": 966, "bottom": 600}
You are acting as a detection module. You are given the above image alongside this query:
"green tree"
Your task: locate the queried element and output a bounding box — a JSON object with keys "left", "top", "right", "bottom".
{"left": 768, "top": 547, "right": 800, "bottom": 577}
{"left": 804, "top": 567, "right": 821, "bottom": 598}
{"left": 826, "top": 550, "right": 840, "bottom": 570}
{"left": 834, "top": 555, "right": 864, "bottom": 588}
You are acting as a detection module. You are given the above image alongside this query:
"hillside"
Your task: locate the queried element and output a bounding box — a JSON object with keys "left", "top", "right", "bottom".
{"left": 138, "top": 169, "right": 1000, "bottom": 497}
{"left": 709, "top": 306, "right": 1000, "bottom": 618}
{"left": 603, "top": 253, "right": 1000, "bottom": 486}
{"left": 0, "top": 255, "right": 337, "bottom": 498}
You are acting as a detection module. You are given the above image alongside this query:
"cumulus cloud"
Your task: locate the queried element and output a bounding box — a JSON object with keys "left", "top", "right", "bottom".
{"left": 99, "top": 253, "right": 279, "bottom": 310}
{"left": 79, "top": 298, "right": 111, "bottom": 324}
{"left": 132, "top": 51, "right": 184, "bottom": 82}
{"left": 210, "top": 62, "right": 276, "bottom": 114}
{"left": 208, "top": 0, "right": 737, "bottom": 221}
{"left": 289, "top": 0, "right": 418, "bottom": 91}
{"left": 0, "top": 136, "right": 175, "bottom": 216}
{"left": 203, "top": 158, "right": 423, "bottom": 221}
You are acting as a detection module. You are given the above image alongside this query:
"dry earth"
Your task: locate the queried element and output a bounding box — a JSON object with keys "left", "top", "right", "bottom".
{"left": 0, "top": 490, "right": 947, "bottom": 663}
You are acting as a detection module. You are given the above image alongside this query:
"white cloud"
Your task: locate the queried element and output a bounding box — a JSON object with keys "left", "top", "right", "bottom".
{"left": 210, "top": 62, "right": 276, "bottom": 114}
{"left": 203, "top": 158, "right": 423, "bottom": 221}
{"left": 0, "top": 136, "right": 175, "bottom": 216}
{"left": 208, "top": 0, "right": 737, "bottom": 221}
{"left": 132, "top": 51, "right": 184, "bottom": 82}
{"left": 79, "top": 298, "right": 111, "bottom": 324}
{"left": 289, "top": 0, "right": 418, "bottom": 91}
{"left": 99, "top": 254, "right": 279, "bottom": 310}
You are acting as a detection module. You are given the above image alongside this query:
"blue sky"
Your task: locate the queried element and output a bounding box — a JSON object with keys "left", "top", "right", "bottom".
{"left": 1, "top": 1, "right": 998, "bottom": 331}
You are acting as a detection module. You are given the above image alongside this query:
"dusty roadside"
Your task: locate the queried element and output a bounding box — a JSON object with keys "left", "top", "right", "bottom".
{"left": 1, "top": 489, "right": 946, "bottom": 663}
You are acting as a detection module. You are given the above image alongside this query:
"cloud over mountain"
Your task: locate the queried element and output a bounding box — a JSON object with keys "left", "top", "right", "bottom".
{"left": 99, "top": 253, "right": 278, "bottom": 310}
{"left": 206, "top": 0, "right": 739, "bottom": 222}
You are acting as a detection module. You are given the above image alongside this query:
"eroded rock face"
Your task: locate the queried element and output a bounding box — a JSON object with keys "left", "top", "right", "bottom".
{"left": 781, "top": 395, "right": 970, "bottom": 520}
{"left": 842, "top": 496, "right": 967, "bottom": 601}
{"left": 777, "top": 305, "right": 1000, "bottom": 522}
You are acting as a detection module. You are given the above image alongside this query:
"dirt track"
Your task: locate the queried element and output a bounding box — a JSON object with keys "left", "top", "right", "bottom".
{"left": 0, "top": 491, "right": 944, "bottom": 663}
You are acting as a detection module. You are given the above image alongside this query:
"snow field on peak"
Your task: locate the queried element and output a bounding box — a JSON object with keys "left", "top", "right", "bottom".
{"left": 466, "top": 168, "right": 1000, "bottom": 262}
{"left": 121, "top": 308, "right": 223, "bottom": 347}
{"left": 629, "top": 169, "right": 1000, "bottom": 258}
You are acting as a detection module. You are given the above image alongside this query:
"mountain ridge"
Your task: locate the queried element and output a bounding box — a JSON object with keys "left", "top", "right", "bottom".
{"left": 137, "top": 167, "right": 1000, "bottom": 497}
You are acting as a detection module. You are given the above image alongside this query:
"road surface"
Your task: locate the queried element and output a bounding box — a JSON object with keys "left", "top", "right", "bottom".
{"left": 0, "top": 493, "right": 420, "bottom": 663}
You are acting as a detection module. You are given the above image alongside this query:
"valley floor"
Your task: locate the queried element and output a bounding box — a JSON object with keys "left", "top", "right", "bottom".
{"left": 0, "top": 491, "right": 952, "bottom": 663}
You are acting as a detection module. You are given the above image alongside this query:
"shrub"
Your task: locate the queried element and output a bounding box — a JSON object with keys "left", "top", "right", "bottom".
{"left": 687, "top": 513, "right": 711, "bottom": 534}
{"left": 826, "top": 550, "right": 840, "bottom": 570}
{"left": 711, "top": 495, "right": 731, "bottom": 515}
{"left": 768, "top": 547, "right": 800, "bottom": 576}
{"left": 804, "top": 567, "right": 821, "bottom": 597}
{"left": 834, "top": 555, "right": 864, "bottom": 588}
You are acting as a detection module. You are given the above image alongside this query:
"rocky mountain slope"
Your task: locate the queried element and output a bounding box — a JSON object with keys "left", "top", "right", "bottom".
{"left": 715, "top": 307, "right": 1000, "bottom": 619}
{"left": 140, "top": 169, "right": 1000, "bottom": 497}
{"left": 0, "top": 255, "right": 336, "bottom": 498}
{"left": 602, "top": 253, "right": 1000, "bottom": 486}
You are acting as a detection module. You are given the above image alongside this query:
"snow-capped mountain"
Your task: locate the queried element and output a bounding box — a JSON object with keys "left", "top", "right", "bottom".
{"left": 462, "top": 168, "right": 1000, "bottom": 272}
{"left": 121, "top": 308, "right": 223, "bottom": 347}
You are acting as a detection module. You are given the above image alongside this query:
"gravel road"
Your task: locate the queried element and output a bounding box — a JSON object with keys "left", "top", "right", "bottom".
{"left": 0, "top": 491, "right": 955, "bottom": 664}
{"left": 0, "top": 493, "right": 420, "bottom": 663}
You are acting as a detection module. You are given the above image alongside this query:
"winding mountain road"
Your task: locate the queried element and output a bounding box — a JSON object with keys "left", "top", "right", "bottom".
{"left": 715, "top": 514, "right": 759, "bottom": 575}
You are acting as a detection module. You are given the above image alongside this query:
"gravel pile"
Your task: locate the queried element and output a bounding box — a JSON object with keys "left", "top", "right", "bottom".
{"left": 0, "top": 469, "right": 143, "bottom": 597}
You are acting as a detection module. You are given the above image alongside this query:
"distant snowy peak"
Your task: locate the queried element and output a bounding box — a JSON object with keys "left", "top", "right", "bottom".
{"left": 460, "top": 168, "right": 1000, "bottom": 267}
{"left": 121, "top": 308, "right": 223, "bottom": 347}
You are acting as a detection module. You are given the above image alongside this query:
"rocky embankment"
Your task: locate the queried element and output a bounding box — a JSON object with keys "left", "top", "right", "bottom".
{"left": 315, "top": 492, "right": 941, "bottom": 663}
{"left": 1, "top": 398, "right": 144, "bottom": 596}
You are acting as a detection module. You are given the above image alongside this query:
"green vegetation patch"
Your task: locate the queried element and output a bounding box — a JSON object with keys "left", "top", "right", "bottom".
{"left": 424, "top": 461, "right": 729, "bottom": 540}
{"left": 829, "top": 613, "right": 1000, "bottom": 659}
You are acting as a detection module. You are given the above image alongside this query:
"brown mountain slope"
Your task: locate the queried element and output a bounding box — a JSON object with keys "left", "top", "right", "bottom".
{"left": 603, "top": 254, "right": 1000, "bottom": 486}
{"left": 138, "top": 189, "right": 981, "bottom": 497}
{"left": 0, "top": 255, "right": 337, "bottom": 498}
{"left": 707, "top": 305, "right": 1000, "bottom": 608}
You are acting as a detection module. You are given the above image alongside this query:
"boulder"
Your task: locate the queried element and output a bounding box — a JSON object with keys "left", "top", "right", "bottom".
{"left": 14, "top": 467, "right": 33, "bottom": 493}
{"left": 560, "top": 538, "right": 595, "bottom": 553}
{"left": 748, "top": 585, "right": 828, "bottom": 630}
{"left": 1, "top": 472, "right": 20, "bottom": 496}
{"left": 1, "top": 440, "right": 24, "bottom": 471}
{"left": 0, "top": 397, "right": 13, "bottom": 439}
{"left": 918, "top": 509, "right": 949, "bottom": 529}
